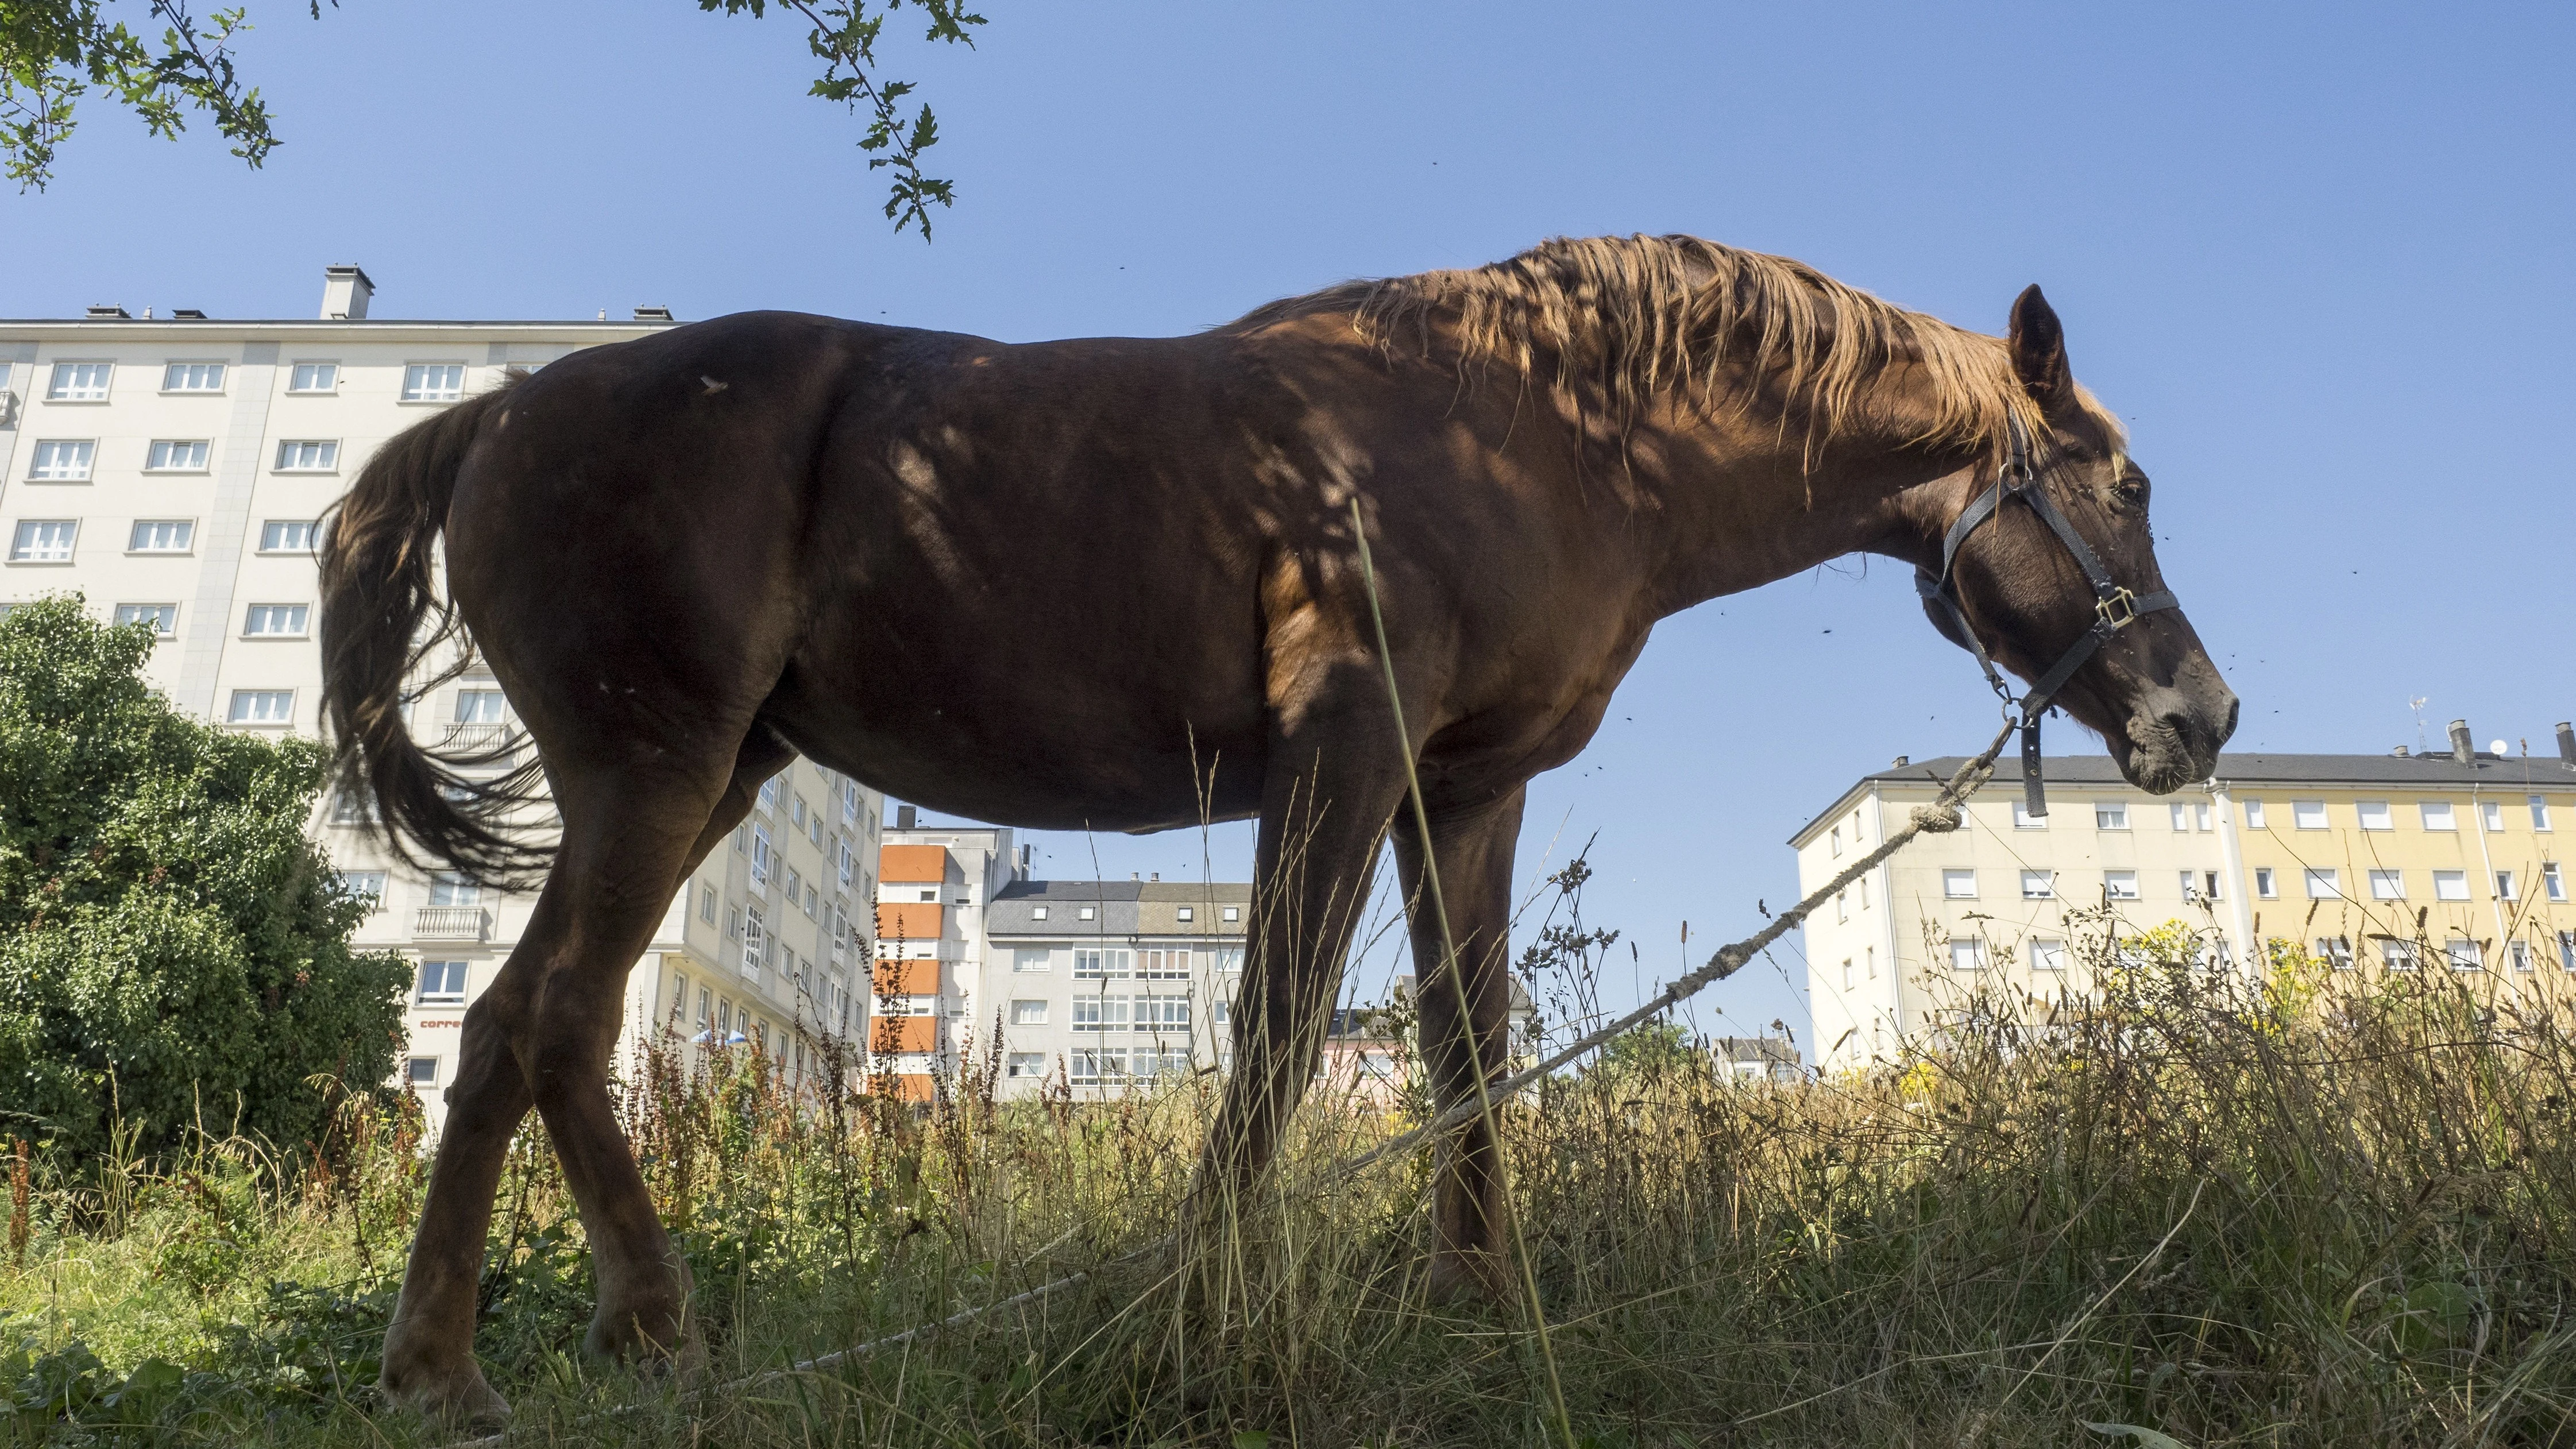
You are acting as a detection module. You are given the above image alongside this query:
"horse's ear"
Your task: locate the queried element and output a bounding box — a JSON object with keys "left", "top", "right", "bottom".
{"left": 2007, "top": 284, "right": 2072, "bottom": 408}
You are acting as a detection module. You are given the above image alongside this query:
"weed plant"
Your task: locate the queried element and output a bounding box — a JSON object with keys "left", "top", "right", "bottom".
{"left": 0, "top": 886, "right": 2570, "bottom": 1446}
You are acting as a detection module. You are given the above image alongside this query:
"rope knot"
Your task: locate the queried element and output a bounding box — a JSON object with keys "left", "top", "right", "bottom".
{"left": 1910, "top": 802, "right": 1964, "bottom": 833}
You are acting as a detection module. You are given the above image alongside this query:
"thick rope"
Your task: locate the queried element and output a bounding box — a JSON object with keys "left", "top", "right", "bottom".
{"left": 440, "top": 720, "right": 2016, "bottom": 1445}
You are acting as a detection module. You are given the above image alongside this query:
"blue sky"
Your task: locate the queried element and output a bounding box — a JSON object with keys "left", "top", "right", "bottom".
{"left": 8, "top": 2, "right": 2571, "bottom": 1047}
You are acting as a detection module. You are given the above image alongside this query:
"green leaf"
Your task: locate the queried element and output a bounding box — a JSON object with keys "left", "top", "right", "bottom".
{"left": 2084, "top": 1425, "right": 2192, "bottom": 1449}
{"left": 1233, "top": 1433, "right": 1272, "bottom": 1449}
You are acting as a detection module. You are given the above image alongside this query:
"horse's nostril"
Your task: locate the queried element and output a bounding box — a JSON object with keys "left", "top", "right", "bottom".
{"left": 2220, "top": 694, "right": 2241, "bottom": 744}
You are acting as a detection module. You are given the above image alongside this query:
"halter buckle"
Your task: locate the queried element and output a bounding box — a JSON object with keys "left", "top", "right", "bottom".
{"left": 2095, "top": 586, "right": 2142, "bottom": 631}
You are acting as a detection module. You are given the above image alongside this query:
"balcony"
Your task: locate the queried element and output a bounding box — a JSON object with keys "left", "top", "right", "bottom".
{"left": 437, "top": 722, "right": 515, "bottom": 756}
{"left": 414, "top": 906, "right": 491, "bottom": 941}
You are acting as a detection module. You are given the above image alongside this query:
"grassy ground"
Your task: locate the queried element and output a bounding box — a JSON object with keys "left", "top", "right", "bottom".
{"left": 1, "top": 913, "right": 2573, "bottom": 1447}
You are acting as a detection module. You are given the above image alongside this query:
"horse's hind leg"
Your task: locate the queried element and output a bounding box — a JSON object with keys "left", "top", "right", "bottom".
{"left": 1391, "top": 785, "right": 1526, "bottom": 1302}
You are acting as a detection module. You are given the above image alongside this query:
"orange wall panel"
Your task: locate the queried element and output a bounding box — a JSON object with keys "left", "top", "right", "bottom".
{"left": 872, "top": 959, "right": 940, "bottom": 996}
{"left": 879, "top": 844, "right": 949, "bottom": 884}
{"left": 875, "top": 901, "right": 944, "bottom": 944}
{"left": 869, "top": 1015, "right": 939, "bottom": 1053}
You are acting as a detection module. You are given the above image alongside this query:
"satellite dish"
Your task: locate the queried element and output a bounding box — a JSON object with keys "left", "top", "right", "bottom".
{"left": 2490, "top": 739, "right": 2509, "bottom": 756}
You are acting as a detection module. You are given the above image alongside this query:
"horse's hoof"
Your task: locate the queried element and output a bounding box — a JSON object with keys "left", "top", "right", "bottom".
{"left": 584, "top": 1296, "right": 703, "bottom": 1375}
{"left": 381, "top": 1354, "right": 512, "bottom": 1435}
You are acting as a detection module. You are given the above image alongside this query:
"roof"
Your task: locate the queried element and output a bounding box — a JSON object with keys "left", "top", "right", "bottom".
{"left": 1793, "top": 749, "right": 2576, "bottom": 845}
{"left": 985, "top": 878, "right": 1253, "bottom": 940}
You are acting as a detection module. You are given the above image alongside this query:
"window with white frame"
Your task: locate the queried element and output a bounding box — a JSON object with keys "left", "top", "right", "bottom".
{"left": 757, "top": 775, "right": 780, "bottom": 812}
{"left": 725, "top": 905, "right": 740, "bottom": 941}
{"left": 2546, "top": 863, "right": 2566, "bottom": 902}
{"left": 1136, "top": 996, "right": 1189, "bottom": 1031}
{"left": 416, "top": 960, "right": 469, "bottom": 1004}
{"left": 274, "top": 439, "right": 338, "bottom": 472}
{"left": 2303, "top": 867, "right": 2341, "bottom": 899}
{"left": 428, "top": 872, "right": 481, "bottom": 906}
{"left": 837, "top": 838, "right": 855, "bottom": 887}
{"left": 401, "top": 363, "right": 466, "bottom": 401}
{"left": 2198, "top": 870, "right": 2222, "bottom": 900}
{"left": 2445, "top": 937, "right": 2483, "bottom": 971}
{"left": 28, "top": 439, "right": 94, "bottom": 480}
{"left": 2533, "top": 795, "right": 2553, "bottom": 831}
{"left": 2497, "top": 870, "right": 2518, "bottom": 901}
{"left": 742, "top": 903, "right": 766, "bottom": 973}
{"left": 2195, "top": 802, "right": 2212, "bottom": 831}
{"left": 2020, "top": 870, "right": 2054, "bottom": 899}
{"left": 2368, "top": 868, "right": 2405, "bottom": 901}
{"left": 258, "top": 519, "right": 319, "bottom": 552}
{"left": 1215, "top": 946, "right": 1243, "bottom": 972}
{"left": 2255, "top": 867, "right": 2277, "bottom": 898}
{"left": 1140, "top": 948, "right": 1190, "bottom": 979}
{"left": 1014, "top": 948, "right": 1051, "bottom": 973}
{"left": 2029, "top": 938, "right": 2067, "bottom": 972}
{"left": 336, "top": 870, "right": 387, "bottom": 907}
{"left": 700, "top": 884, "right": 717, "bottom": 922}
{"left": 1071, "top": 995, "right": 1129, "bottom": 1031}
{"left": 1941, "top": 869, "right": 1976, "bottom": 899}
{"left": 750, "top": 825, "right": 773, "bottom": 887}
{"left": 144, "top": 439, "right": 210, "bottom": 472}
{"left": 243, "top": 603, "right": 309, "bottom": 637}
{"left": 226, "top": 689, "right": 292, "bottom": 725}
{"left": 1223, "top": 906, "right": 1241, "bottom": 922}
{"left": 1176, "top": 906, "right": 1195, "bottom": 922}
{"left": 113, "top": 602, "right": 176, "bottom": 637}
{"left": 1010, "top": 999, "right": 1048, "bottom": 1025}
{"left": 1006, "top": 1052, "right": 1046, "bottom": 1079}
{"left": 1828, "top": 825, "right": 1841, "bottom": 857}
{"left": 2103, "top": 870, "right": 2139, "bottom": 900}
{"left": 7, "top": 520, "right": 74, "bottom": 562}
{"left": 161, "top": 362, "right": 225, "bottom": 392}
{"left": 2421, "top": 801, "right": 2456, "bottom": 831}
{"left": 1947, "top": 937, "right": 1985, "bottom": 971}
{"left": 2380, "top": 938, "right": 2417, "bottom": 970}
{"left": 1834, "top": 889, "right": 1847, "bottom": 923}
{"left": 128, "top": 519, "right": 194, "bottom": 552}
{"left": 2245, "top": 798, "right": 2266, "bottom": 829}
{"left": 287, "top": 361, "right": 338, "bottom": 393}
{"left": 2315, "top": 936, "right": 2354, "bottom": 969}
{"left": 46, "top": 362, "right": 110, "bottom": 400}
{"left": 2509, "top": 940, "right": 2534, "bottom": 972}
{"left": 1840, "top": 957, "right": 1854, "bottom": 990}
{"left": 1073, "top": 949, "right": 1129, "bottom": 979}
{"left": 2356, "top": 801, "right": 2392, "bottom": 831}
{"left": 454, "top": 687, "right": 505, "bottom": 723}
{"left": 2482, "top": 800, "right": 2505, "bottom": 833}
{"left": 329, "top": 787, "right": 376, "bottom": 825}
{"left": 2433, "top": 870, "right": 2470, "bottom": 901}
{"left": 2561, "top": 930, "right": 2576, "bottom": 972}
{"left": 2095, "top": 802, "right": 2129, "bottom": 830}
{"left": 2293, "top": 800, "right": 2328, "bottom": 830}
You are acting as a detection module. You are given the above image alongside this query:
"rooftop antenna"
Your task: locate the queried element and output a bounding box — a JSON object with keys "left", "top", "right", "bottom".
{"left": 2409, "top": 695, "right": 2430, "bottom": 754}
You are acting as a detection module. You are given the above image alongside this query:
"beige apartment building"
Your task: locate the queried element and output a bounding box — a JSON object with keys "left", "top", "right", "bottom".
{"left": 1, "top": 271, "right": 887, "bottom": 1125}
{"left": 1797, "top": 727, "right": 2576, "bottom": 1072}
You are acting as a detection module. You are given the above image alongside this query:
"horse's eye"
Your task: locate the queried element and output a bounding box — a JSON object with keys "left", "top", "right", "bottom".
{"left": 2116, "top": 473, "right": 2150, "bottom": 509}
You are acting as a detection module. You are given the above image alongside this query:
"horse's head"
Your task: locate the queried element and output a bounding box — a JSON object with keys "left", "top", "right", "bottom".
{"left": 1919, "top": 286, "right": 2237, "bottom": 795}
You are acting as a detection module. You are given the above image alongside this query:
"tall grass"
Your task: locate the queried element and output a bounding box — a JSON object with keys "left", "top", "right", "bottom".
{"left": 0, "top": 896, "right": 2571, "bottom": 1447}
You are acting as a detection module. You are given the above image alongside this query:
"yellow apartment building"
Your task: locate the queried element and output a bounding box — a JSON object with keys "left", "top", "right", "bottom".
{"left": 1795, "top": 724, "right": 2576, "bottom": 1071}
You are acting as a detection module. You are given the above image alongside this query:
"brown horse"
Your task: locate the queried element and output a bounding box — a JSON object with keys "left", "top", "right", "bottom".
{"left": 318, "top": 234, "right": 2235, "bottom": 1427}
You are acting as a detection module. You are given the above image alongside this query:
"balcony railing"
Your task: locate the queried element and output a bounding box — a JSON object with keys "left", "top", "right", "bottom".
{"left": 438, "top": 722, "right": 511, "bottom": 753}
{"left": 414, "top": 906, "right": 491, "bottom": 941}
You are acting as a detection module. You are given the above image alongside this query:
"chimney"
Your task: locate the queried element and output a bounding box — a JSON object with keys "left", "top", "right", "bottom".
{"left": 896, "top": 804, "right": 916, "bottom": 830}
{"left": 1891, "top": 755, "right": 1909, "bottom": 768}
{"left": 2448, "top": 719, "right": 2474, "bottom": 765}
{"left": 2557, "top": 721, "right": 2574, "bottom": 766}
{"left": 1149, "top": 871, "right": 1160, "bottom": 882}
{"left": 2392, "top": 745, "right": 2409, "bottom": 757}
{"left": 320, "top": 264, "right": 374, "bottom": 320}
{"left": 633, "top": 306, "right": 674, "bottom": 322}
{"left": 84, "top": 304, "right": 129, "bottom": 319}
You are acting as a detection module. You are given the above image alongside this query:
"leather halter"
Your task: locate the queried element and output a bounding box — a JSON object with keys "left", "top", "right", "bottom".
{"left": 1913, "top": 412, "right": 2179, "bottom": 817}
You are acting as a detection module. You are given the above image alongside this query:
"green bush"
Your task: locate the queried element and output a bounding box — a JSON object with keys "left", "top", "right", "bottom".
{"left": 0, "top": 596, "right": 408, "bottom": 1161}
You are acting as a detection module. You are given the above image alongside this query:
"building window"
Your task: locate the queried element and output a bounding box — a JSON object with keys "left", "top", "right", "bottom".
{"left": 2302, "top": 867, "right": 2340, "bottom": 900}
{"left": 2509, "top": 940, "right": 2534, "bottom": 973}
{"left": 1072, "top": 996, "right": 1130, "bottom": 1031}
{"left": 758, "top": 775, "right": 781, "bottom": 812}
{"left": 1010, "top": 999, "right": 1048, "bottom": 1025}
{"left": 1223, "top": 906, "right": 1242, "bottom": 922}
{"left": 1834, "top": 890, "right": 1847, "bottom": 923}
{"left": 2368, "top": 869, "right": 2405, "bottom": 902}
{"left": 725, "top": 905, "right": 740, "bottom": 941}
{"left": 2029, "top": 938, "right": 2065, "bottom": 972}
{"left": 243, "top": 602, "right": 310, "bottom": 637}
{"left": 329, "top": 787, "right": 377, "bottom": 825}
{"left": 2198, "top": 870, "right": 2222, "bottom": 901}
{"left": 27, "top": 439, "right": 94, "bottom": 480}
{"left": 2445, "top": 938, "right": 2483, "bottom": 972}
{"left": 2103, "top": 871, "right": 2139, "bottom": 901}
{"left": 699, "top": 884, "right": 717, "bottom": 923}
{"left": 750, "top": 825, "right": 774, "bottom": 887}
{"left": 2168, "top": 802, "right": 2189, "bottom": 831}
{"left": 743, "top": 903, "right": 766, "bottom": 973}
{"left": 274, "top": 439, "right": 339, "bottom": 472}
{"left": 1031, "top": 906, "right": 1049, "bottom": 921}
{"left": 47, "top": 362, "right": 111, "bottom": 400}
{"left": 129, "top": 519, "right": 195, "bottom": 553}
{"left": 791, "top": 794, "right": 808, "bottom": 829}
{"left": 1078, "top": 906, "right": 1096, "bottom": 921}
{"left": 1828, "top": 825, "right": 1841, "bottom": 857}
{"left": 1941, "top": 869, "right": 1976, "bottom": 899}
{"left": 1858, "top": 878, "right": 1871, "bottom": 910}
{"left": 428, "top": 872, "right": 481, "bottom": 906}
{"left": 9, "top": 520, "right": 76, "bottom": 562}
{"left": 336, "top": 870, "right": 387, "bottom": 907}
{"left": 2195, "top": 802, "right": 2212, "bottom": 831}
{"left": 226, "top": 689, "right": 293, "bottom": 725}
{"left": 2421, "top": 801, "right": 2455, "bottom": 831}
{"left": 2560, "top": 931, "right": 2575, "bottom": 972}
{"left": 784, "top": 867, "right": 804, "bottom": 908}
{"left": 1136, "top": 996, "right": 1188, "bottom": 1031}
{"left": 2002, "top": 801, "right": 2044, "bottom": 830}
{"left": 1013, "top": 948, "right": 1051, "bottom": 973}
{"left": 401, "top": 363, "right": 466, "bottom": 402}
{"left": 1141, "top": 948, "right": 1189, "bottom": 979}
{"left": 416, "top": 960, "right": 468, "bottom": 1004}
{"left": 1006, "top": 1052, "right": 1046, "bottom": 1079}
{"left": 2315, "top": 936, "right": 2353, "bottom": 970}
{"left": 2095, "top": 802, "right": 2129, "bottom": 830}
{"left": 2245, "top": 799, "right": 2266, "bottom": 830}
{"left": 2380, "top": 938, "right": 2417, "bottom": 971}
{"left": 161, "top": 361, "right": 225, "bottom": 392}
{"left": 1840, "top": 957, "right": 1854, "bottom": 990}
{"left": 2356, "top": 801, "right": 2392, "bottom": 831}
{"left": 837, "top": 838, "right": 856, "bottom": 887}
{"left": 258, "top": 519, "right": 319, "bottom": 553}
{"left": 2006, "top": 869, "right": 2050, "bottom": 900}
{"left": 2481, "top": 800, "right": 2505, "bottom": 833}
{"left": 1073, "top": 949, "right": 1129, "bottom": 979}
{"left": 2433, "top": 870, "right": 2470, "bottom": 902}
{"left": 454, "top": 688, "right": 505, "bottom": 724}
{"left": 2532, "top": 795, "right": 2553, "bottom": 832}
{"left": 287, "top": 361, "right": 338, "bottom": 393}
{"left": 1177, "top": 906, "right": 1195, "bottom": 922}
{"left": 2545, "top": 863, "right": 2566, "bottom": 902}
{"left": 1947, "top": 938, "right": 1985, "bottom": 972}
{"left": 144, "top": 439, "right": 213, "bottom": 473}
{"left": 2292, "top": 801, "right": 2328, "bottom": 830}
{"left": 113, "top": 602, "right": 177, "bottom": 637}
{"left": 2254, "top": 867, "right": 2277, "bottom": 899}
{"left": 842, "top": 781, "right": 860, "bottom": 822}
{"left": 2496, "top": 871, "right": 2518, "bottom": 901}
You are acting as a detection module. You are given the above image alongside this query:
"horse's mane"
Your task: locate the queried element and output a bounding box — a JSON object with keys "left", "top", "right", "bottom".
{"left": 1237, "top": 233, "right": 2119, "bottom": 451}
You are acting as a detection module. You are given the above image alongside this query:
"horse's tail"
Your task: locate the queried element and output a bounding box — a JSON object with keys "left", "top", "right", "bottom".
{"left": 318, "top": 374, "right": 553, "bottom": 890}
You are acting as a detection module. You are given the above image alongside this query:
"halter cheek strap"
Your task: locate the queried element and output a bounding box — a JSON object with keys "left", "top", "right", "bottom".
{"left": 1913, "top": 413, "right": 2180, "bottom": 817}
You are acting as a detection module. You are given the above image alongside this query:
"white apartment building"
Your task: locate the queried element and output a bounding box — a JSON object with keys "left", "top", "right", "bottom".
{"left": 1796, "top": 741, "right": 2576, "bottom": 1073}
{"left": 1, "top": 270, "right": 887, "bottom": 1125}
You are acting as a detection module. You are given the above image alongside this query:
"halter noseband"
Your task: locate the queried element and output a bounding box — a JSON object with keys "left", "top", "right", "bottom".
{"left": 1913, "top": 412, "right": 2179, "bottom": 817}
